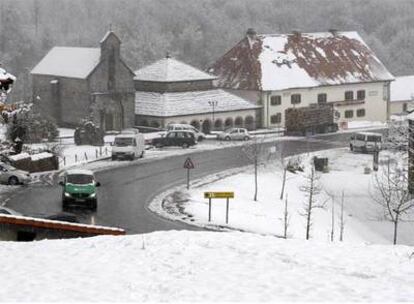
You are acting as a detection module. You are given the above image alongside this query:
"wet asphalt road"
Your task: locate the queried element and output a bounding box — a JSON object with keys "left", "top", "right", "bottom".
{"left": 5, "top": 131, "right": 382, "bottom": 234}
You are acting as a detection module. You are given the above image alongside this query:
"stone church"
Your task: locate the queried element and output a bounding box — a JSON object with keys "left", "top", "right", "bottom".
{"left": 31, "top": 31, "right": 135, "bottom": 131}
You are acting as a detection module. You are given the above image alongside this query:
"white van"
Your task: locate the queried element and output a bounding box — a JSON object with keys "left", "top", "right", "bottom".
{"left": 112, "top": 129, "right": 145, "bottom": 160}
{"left": 350, "top": 132, "right": 382, "bottom": 153}
{"left": 167, "top": 124, "right": 206, "bottom": 141}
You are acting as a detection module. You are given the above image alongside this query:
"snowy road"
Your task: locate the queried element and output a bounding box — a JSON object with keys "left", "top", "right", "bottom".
{"left": 5, "top": 132, "right": 384, "bottom": 233}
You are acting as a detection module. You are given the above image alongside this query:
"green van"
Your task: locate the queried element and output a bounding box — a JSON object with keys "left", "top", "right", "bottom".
{"left": 59, "top": 169, "right": 101, "bottom": 210}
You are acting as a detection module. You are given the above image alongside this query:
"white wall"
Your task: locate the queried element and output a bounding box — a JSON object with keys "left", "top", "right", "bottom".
{"left": 261, "top": 82, "right": 389, "bottom": 128}
{"left": 390, "top": 100, "right": 414, "bottom": 115}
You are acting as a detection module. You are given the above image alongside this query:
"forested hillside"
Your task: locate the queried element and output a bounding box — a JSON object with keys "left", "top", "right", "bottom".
{"left": 2, "top": 0, "right": 414, "bottom": 100}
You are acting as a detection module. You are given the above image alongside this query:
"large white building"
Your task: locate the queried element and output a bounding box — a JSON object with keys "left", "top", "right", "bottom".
{"left": 210, "top": 29, "right": 394, "bottom": 129}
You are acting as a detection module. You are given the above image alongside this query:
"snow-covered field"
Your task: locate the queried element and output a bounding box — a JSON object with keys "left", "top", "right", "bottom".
{"left": 155, "top": 148, "right": 414, "bottom": 245}
{"left": 0, "top": 230, "right": 412, "bottom": 302}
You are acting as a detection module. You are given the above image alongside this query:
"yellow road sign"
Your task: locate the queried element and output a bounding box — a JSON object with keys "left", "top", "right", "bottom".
{"left": 204, "top": 192, "right": 234, "bottom": 199}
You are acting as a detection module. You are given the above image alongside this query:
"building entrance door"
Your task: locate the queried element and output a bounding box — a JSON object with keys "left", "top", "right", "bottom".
{"left": 105, "top": 113, "right": 114, "bottom": 131}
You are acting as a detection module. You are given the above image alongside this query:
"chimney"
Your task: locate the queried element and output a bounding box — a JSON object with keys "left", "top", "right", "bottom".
{"left": 246, "top": 28, "right": 257, "bottom": 40}
{"left": 246, "top": 28, "right": 258, "bottom": 48}
{"left": 291, "top": 29, "right": 301, "bottom": 37}
{"left": 329, "top": 28, "right": 339, "bottom": 36}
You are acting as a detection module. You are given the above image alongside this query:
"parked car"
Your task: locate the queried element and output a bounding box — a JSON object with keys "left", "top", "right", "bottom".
{"left": 0, "top": 206, "right": 22, "bottom": 216}
{"left": 44, "top": 212, "right": 79, "bottom": 223}
{"left": 350, "top": 132, "right": 383, "bottom": 153}
{"left": 152, "top": 130, "right": 197, "bottom": 148}
{"left": 167, "top": 124, "right": 206, "bottom": 141}
{"left": 0, "top": 162, "right": 31, "bottom": 185}
{"left": 217, "top": 128, "right": 251, "bottom": 141}
{"left": 112, "top": 129, "right": 145, "bottom": 161}
{"left": 59, "top": 169, "right": 101, "bottom": 210}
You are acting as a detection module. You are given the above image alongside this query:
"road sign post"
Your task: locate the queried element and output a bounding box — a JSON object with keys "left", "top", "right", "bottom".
{"left": 208, "top": 198, "right": 212, "bottom": 221}
{"left": 183, "top": 157, "right": 195, "bottom": 190}
{"left": 226, "top": 197, "right": 229, "bottom": 224}
{"left": 204, "top": 192, "right": 234, "bottom": 223}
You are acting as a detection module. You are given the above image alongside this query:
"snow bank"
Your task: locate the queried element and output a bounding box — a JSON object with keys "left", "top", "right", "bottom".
{"left": 0, "top": 231, "right": 412, "bottom": 302}
{"left": 174, "top": 148, "right": 414, "bottom": 245}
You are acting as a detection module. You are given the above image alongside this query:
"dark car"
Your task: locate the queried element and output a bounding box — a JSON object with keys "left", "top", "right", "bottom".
{"left": 152, "top": 131, "right": 197, "bottom": 148}
{"left": 45, "top": 212, "right": 79, "bottom": 223}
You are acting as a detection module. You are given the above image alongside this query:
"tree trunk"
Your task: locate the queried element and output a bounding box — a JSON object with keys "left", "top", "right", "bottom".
{"left": 254, "top": 157, "right": 258, "bottom": 201}
{"left": 339, "top": 191, "right": 345, "bottom": 242}
{"left": 284, "top": 194, "right": 288, "bottom": 239}
{"left": 393, "top": 216, "right": 399, "bottom": 245}
{"left": 280, "top": 168, "right": 287, "bottom": 200}
{"left": 331, "top": 196, "right": 335, "bottom": 242}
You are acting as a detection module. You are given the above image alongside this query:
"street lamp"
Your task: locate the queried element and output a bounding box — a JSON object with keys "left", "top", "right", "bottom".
{"left": 208, "top": 100, "right": 218, "bottom": 129}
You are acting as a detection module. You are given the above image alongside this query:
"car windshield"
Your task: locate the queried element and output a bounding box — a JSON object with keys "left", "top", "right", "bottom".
{"left": 66, "top": 174, "right": 93, "bottom": 184}
{"left": 367, "top": 135, "right": 382, "bottom": 142}
{"left": 114, "top": 137, "right": 133, "bottom": 146}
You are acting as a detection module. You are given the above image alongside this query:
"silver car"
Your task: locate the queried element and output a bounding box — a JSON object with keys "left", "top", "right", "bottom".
{"left": 217, "top": 128, "right": 251, "bottom": 141}
{"left": 0, "top": 162, "right": 31, "bottom": 185}
{"left": 0, "top": 206, "right": 22, "bottom": 216}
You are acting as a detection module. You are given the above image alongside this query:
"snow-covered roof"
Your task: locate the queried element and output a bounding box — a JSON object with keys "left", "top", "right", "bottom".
{"left": 31, "top": 47, "right": 101, "bottom": 79}
{"left": 0, "top": 67, "right": 16, "bottom": 81}
{"left": 31, "top": 152, "right": 54, "bottom": 161}
{"left": 134, "top": 57, "right": 216, "bottom": 82}
{"left": 210, "top": 31, "right": 394, "bottom": 91}
{"left": 390, "top": 75, "right": 414, "bottom": 102}
{"left": 135, "top": 89, "right": 259, "bottom": 117}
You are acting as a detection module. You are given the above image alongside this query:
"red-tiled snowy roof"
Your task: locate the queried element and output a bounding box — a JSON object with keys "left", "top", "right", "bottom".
{"left": 210, "top": 31, "right": 394, "bottom": 91}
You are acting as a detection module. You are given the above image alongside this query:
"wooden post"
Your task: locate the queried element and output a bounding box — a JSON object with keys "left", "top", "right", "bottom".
{"left": 226, "top": 197, "right": 229, "bottom": 224}
{"left": 208, "top": 198, "right": 212, "bottom": 222}
{"left": 84, "top": 152, "right": 88, "bottom": 161}
{"left": 75, "top": 154, "right": 78, "bottom": 163}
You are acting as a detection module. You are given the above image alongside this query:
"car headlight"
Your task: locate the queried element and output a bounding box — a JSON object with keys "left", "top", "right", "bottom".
{"left": 64, "top": 192, "right": 71, "bottom": 197}
{"left": 89, "top": 192, "right": 96, "bottom": 198}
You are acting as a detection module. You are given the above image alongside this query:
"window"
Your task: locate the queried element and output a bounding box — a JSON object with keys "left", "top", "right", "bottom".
{"left": 357, "top": 90, "right": 365, "bottom": 100}
{"left": 356, "top": 109, "right": 366, "bottom": 117}
{"left": 403, "top": 103, "right": 408, "bottom": 112}
{"left": 291, "top": 94, "right": 301, "bottom": 104}
{"left": 317, "top": 93, "right": 327, "bottom": 104}
{"left": 270, "top": 95, "right": 281, "bottom": 106}
{"left": 345, "top": 91, "right": 354, "bottom": 101}
{"left": 345, "top": 110, "right": 354, "bottom": 118}
{"left": 356, "top": 134, "right": 365, "bottom": 141}
{"left": 270, "top": 113, "right": 282, "bottom": 124}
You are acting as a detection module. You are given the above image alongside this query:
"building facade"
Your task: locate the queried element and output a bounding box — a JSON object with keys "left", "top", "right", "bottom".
{"left": 134, "top": 56, "right": 259, "bottom": 133}
{"left": 31, "top": 31, "right": 135, "bottom": 131}
{"left": 210, "top": 29, "right": 394, "bottom": 129}
{"left": 390, "top": 75, "right": 414, "bottom": 115}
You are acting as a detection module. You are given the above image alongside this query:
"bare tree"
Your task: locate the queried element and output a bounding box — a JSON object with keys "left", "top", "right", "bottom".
{"left": 339, "top": 190, "right": 345, "bottom": 242}
{"left": 372, "top": 158, "right": 414, "bottom": 245}
{"left": 241, "top": 135, "right": 268, "bottom": 201}
{"left": 299, "top": 166, "right": 325, "bottom": 240}
{"left": 283, "top": 193, "right": 290, "bottom": 239}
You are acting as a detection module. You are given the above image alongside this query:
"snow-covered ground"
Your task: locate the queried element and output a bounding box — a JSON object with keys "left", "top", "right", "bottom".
{"left": 154, "top": 148, "right": 414, "bottom": 245}
{"left": 0, "top": 230, "right": 412, "bottom": 302}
